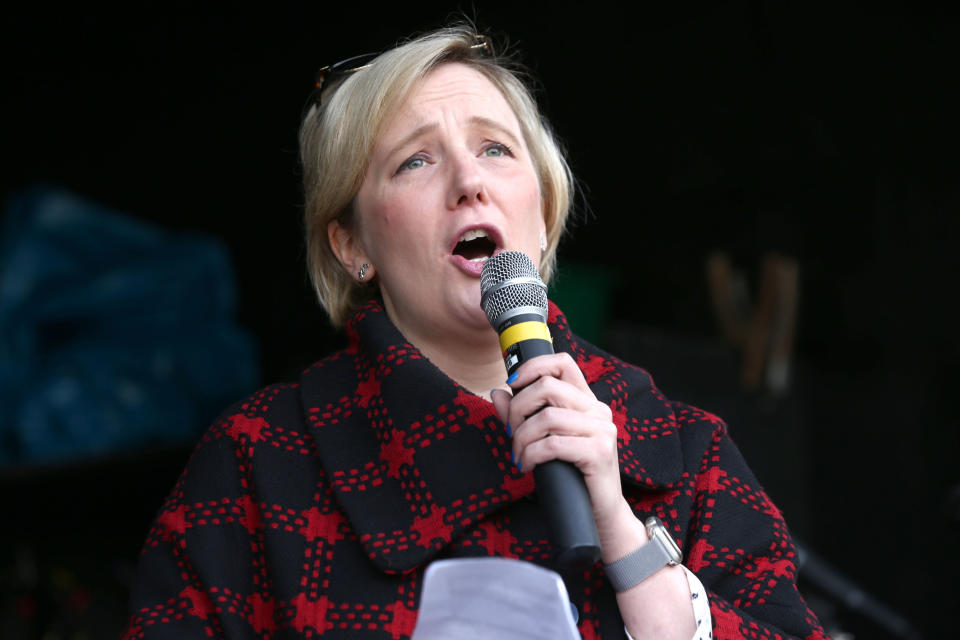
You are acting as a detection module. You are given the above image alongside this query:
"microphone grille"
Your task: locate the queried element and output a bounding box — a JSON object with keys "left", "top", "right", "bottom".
{"left": 479, "top": 251, "right": 548, "bottom": 327}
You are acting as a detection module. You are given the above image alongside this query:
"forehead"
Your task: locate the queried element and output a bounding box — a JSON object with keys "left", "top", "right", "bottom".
{"left": 411, "top": 63, "right": 504, "bottom": 102}
{"left": 388, "top": 62, "right": 522, "bottom": 131}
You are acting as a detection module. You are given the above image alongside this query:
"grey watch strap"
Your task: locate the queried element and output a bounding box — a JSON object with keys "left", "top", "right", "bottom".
{"left": 604, "top": 517, "right": 681, "bottom": 592}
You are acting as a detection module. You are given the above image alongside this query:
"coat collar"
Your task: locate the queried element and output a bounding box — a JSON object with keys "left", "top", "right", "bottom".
{"left": 300, "top": 299, "right": 683, "bottom": 574}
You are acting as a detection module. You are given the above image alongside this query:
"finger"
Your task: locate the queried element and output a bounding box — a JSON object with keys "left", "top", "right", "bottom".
{"left": 512, "top": 408, "right": 616, "bottom": 454}
{"left": 507, "top": 375, "right": 603, "bottom": 429}
{"left": 512, "top": 418, "right": 625, "bottom": 522}
{"left": 507, "top": 352, "right": 592, "bottom": 394}
{"left": 515, "top": 423, "right": 619, "bottom": 477}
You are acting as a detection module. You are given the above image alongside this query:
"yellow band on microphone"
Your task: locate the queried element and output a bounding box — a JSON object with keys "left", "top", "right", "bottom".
{"left": 499, "top": 321, "right": 553, "bottom": 353}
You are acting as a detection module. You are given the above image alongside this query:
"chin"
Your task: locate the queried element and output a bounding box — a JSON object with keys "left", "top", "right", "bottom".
{"left": 461, "top": 304, "right": 492, "bottom": 329}
{"left": 450, "top": 296, "right": 492, "bottom": 331}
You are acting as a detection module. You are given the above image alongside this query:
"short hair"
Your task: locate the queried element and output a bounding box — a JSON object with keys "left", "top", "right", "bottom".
{"left": 300, "top": 24, "right": 574, "bottom": 327}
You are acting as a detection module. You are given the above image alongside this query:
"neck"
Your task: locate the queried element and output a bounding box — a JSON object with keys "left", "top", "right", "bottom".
{"left": 385, "top": 313, "right": 508, "bottom": 397}
{"left": 414, "top": 327, "right": 508, "bottom": 397}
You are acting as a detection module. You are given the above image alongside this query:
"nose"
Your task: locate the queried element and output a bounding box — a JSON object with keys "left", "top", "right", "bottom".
{"left": 445, "top": 149, "right": 488, "bottom": 209}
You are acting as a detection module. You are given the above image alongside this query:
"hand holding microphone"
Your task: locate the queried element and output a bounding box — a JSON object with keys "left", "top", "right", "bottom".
{"left": 482, "top": 251, "right": 623, "bottom": 568}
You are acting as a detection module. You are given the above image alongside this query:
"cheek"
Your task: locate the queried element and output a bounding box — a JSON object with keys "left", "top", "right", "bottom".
{"left": 363, "top": 211, "right": 439, "bottom": 283}
{"left": 518, "top": 176, "right": 544, "bottom": 234}
{"left": 518, "top": 161, "right": 543, "bottom": 212}
{"left": 360, "top": 180, "right": 428, "bottom": 229}
{"left": 355, "top": 191, "right": 416, "bottom": 259}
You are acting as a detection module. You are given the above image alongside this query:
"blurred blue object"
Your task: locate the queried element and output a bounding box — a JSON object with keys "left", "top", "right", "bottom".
{"left": 0, "top": 185, "right": 259, "bottom": 465}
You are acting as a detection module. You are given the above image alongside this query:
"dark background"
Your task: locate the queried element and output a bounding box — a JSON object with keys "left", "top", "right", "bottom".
{"left": 3, "top": 3, "right": 958, "bottom": 638}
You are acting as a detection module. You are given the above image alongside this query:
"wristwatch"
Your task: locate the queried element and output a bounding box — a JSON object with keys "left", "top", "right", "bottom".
{"left": 604, "top": 516, "right": 682, "bottom": 592}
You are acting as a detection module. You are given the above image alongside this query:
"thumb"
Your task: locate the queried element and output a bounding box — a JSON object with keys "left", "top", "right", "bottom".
{"left": 489, "top": 387, "right": 512, "bottom": 426}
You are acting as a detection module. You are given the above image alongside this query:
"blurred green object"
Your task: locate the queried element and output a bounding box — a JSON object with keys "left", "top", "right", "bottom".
{"left": 549, "top": 262, "right": 618, "bottom": 346}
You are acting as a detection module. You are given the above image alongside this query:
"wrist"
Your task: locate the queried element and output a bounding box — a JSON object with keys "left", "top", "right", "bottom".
{"left": 596, "top": 499, "right": 648, "bottom": 564}
{"left": 604, "top": 516, "right": 682, "bottom": 593}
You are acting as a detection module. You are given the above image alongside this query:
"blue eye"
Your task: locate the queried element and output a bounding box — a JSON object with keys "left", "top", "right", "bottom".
{"left": 395, "top": 154, "right": 430, "bottom": 174}
{"left": 401, "top": 156, "right": 426, "bottom": 171}
{"left": 483, "top": 143, "right": 513, "bottom": 158}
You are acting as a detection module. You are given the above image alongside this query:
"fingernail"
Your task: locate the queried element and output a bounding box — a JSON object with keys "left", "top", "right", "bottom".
{"left": 506, "top": 422, "right": 512, "bottom": 437}
{"left": 516, "top": 457, "right": 523, "bottom": 472}
{"left": 506, "top": 371, "right": 518, "bottom": 385}
{"left": 489, "top": 389, "right": 496, "bottom": 400}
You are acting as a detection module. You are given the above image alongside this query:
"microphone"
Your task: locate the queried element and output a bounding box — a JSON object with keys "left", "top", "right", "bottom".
{"left": 480, "top": 251, "right": 601, "bottom": 568}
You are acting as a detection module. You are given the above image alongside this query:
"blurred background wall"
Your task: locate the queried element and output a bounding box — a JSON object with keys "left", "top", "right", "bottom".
{"left": 2, "top": 3, "right": 957, "bottom": 638}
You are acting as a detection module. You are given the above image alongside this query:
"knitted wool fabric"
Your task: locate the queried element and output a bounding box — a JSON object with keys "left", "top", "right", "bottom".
{"left": 123, "top": 299, "right": 827, "bottom": 639}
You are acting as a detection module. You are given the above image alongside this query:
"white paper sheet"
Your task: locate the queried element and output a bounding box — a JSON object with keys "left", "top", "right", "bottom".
{"left": 410, "top": 557, "right": 582, "bottom": 640}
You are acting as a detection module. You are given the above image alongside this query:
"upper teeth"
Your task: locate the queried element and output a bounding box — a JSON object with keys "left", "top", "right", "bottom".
{"left": 459, "top": 229, "right": 489, "bottom": 243}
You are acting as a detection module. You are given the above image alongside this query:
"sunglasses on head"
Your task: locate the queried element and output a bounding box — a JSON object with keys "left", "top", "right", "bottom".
{"left": 311, "top": 34, "right": 494, "bottom": 108}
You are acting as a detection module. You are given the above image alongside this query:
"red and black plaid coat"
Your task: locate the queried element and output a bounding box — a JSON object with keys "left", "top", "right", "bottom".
{"left": 122, "top": 299, "right": 827, "bottom": 639}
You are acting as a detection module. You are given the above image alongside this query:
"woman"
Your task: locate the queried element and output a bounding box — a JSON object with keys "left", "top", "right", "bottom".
{"left": 123, "top": 26, "right": 827, "bottom": 640}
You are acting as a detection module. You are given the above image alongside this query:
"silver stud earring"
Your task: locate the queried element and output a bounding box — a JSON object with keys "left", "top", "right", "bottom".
{"left": 358, "top": 263, "right": 370, "bottom": 281}
{"left": 539, "top": 232, "right": 547, "bottom": 252}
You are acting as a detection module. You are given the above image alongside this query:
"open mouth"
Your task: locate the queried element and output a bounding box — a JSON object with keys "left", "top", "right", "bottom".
{"left": 453, "top": 229, "right": 497, "bottom": 262}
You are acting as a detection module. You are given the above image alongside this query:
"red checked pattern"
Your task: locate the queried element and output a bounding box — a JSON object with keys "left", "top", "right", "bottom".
{"left": 122, "top": 300, "right": 828, "bottom": 639}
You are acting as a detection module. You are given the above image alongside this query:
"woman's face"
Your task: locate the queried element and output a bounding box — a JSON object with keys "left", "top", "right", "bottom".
{"left": 342, "top": 63, "right": 545, "bottom": 340}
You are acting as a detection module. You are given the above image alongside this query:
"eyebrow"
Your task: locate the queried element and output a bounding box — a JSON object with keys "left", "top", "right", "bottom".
{"left": 391, "top": 123, "right": 438, "bottom": 154}
{"left": 469, "top": 116, "right": 522, "bottom": 148}
{"left": 387, "top": 116, "right": 523, "bottom": 157}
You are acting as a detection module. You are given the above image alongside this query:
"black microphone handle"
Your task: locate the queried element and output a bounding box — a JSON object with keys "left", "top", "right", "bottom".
{"left": 506, "top": 336, "right": 602, "bottom": 568}
{"left": 534, "top": 461, "right": 603, "bottom": 568}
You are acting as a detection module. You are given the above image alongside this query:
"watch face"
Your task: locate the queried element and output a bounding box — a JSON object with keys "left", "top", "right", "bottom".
{"left": 646, "top": 517, "right": 682, "bottom": 565}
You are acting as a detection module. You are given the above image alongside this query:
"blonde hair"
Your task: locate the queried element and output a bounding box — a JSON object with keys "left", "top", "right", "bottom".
{"left": 300, "top": 25, "right": 574, "bottom": 326}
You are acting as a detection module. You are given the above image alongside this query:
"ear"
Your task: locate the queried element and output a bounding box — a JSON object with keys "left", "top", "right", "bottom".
{"left": 328, "top": 218, "right": 374, "bottom": 282}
